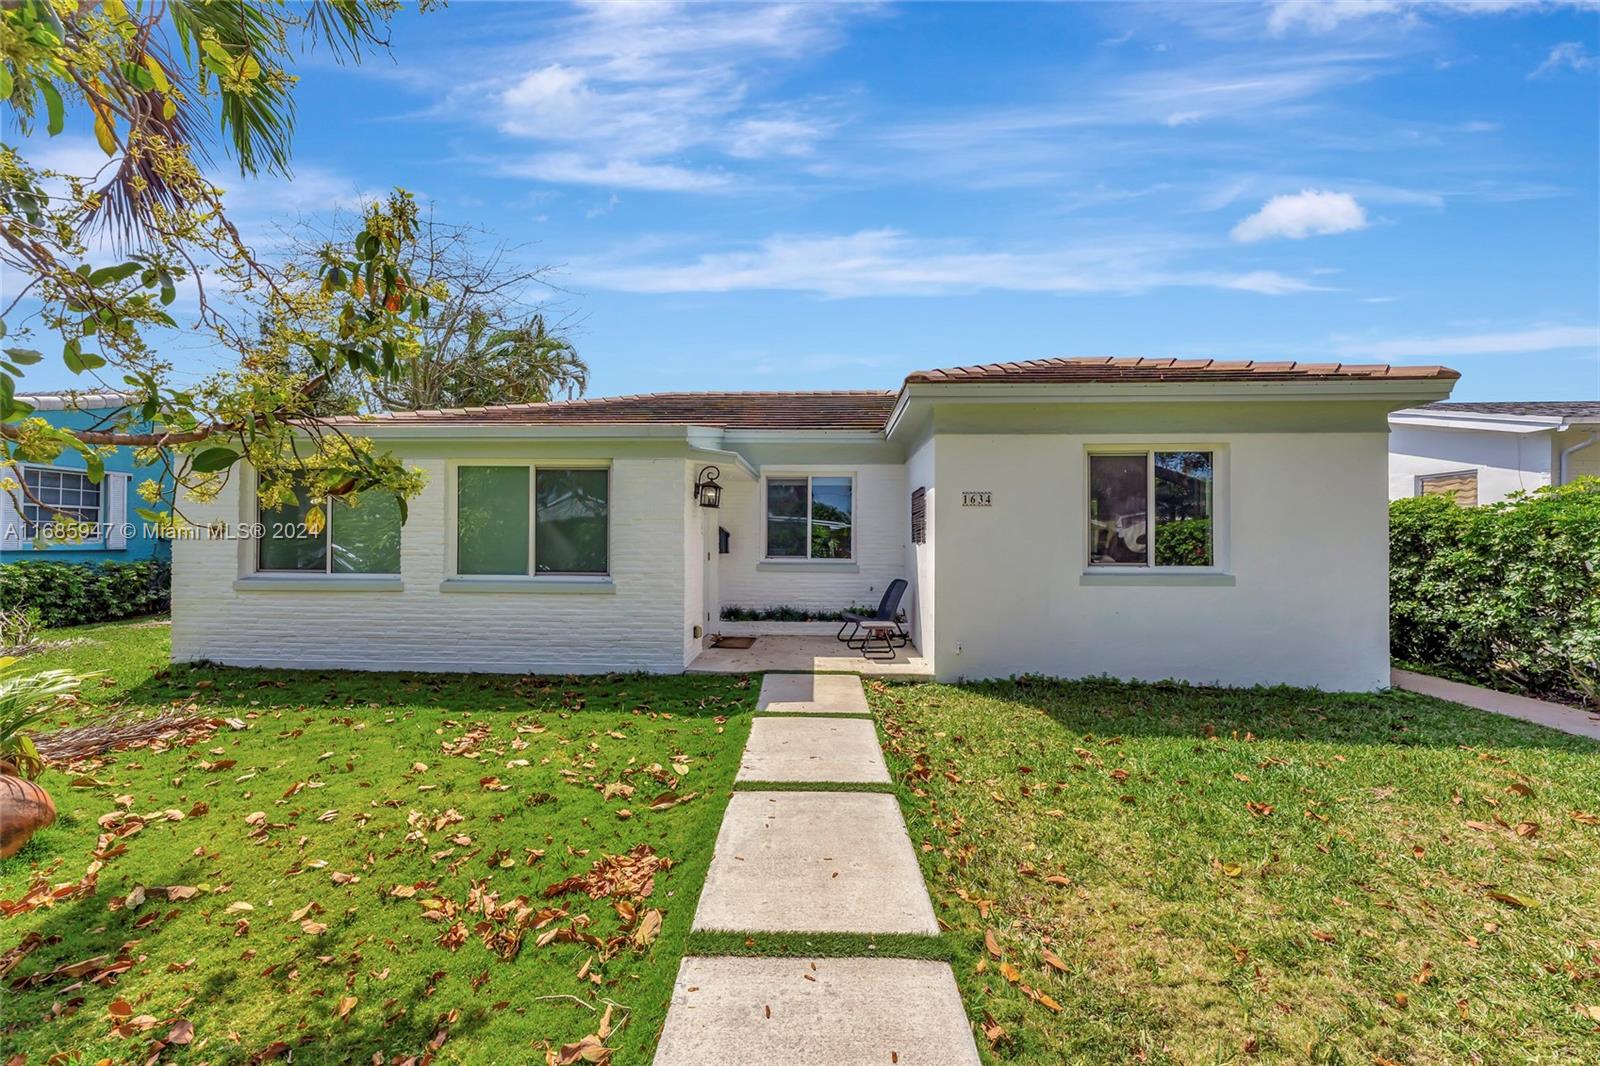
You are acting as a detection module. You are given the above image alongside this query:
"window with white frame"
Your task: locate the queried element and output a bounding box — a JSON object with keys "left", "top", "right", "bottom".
{"left": 766, "top": 475, "right": 853, "bottom": 559}
{"left": 454, "top": 465, "right": 609, "bottom": 576}
{"left": 257, "top": 481, "right": 402, "bottom": 574}
{"left": 17, "top": 466, "right": 103, "bottom": 539}
{"left": 1087, "top": 450, "right": 1214, "bottom": 568}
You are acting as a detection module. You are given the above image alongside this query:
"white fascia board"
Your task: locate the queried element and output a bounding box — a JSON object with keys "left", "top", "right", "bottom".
{"left": 718, "top": 429, "right": 888, "bottom": 446}
{"left": 885, "top": 378, "right": 1456, "bottom": 439}
{"left": 1387, "top": 411, "right": 1563, "bottom": 434}
{"left": 320, "top": 422, "right": 702, "bottom": 442}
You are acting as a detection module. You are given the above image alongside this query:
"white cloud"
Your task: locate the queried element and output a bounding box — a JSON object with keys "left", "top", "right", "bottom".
{"left": 1164, "top": 111, "right": 1205, "bottom": 127}
{"left": 501, "top": 153, "right": 731, "bottom": 193}
{"left": 1267, "top": 1, "right": 1596, "bottom": 36}
{"left": 576, "top": 228, "right": 1323, "bottom": 298}
{"left": 725, "top": 117, "right": 828, "bottom": 159}
{"left": 1230, "top": 189, "right": 1368, "bottom": 242}
{"left": 1268, "top": 0, "right": 1407, "bottom": 35}
{"left": 440, "top": 2, "right": 862, "bottom": 191}
{"left": 1339, "top": 325, "right": 1599, "bottom": 359}
{"left": 1530, "top": 41, "right": 1597, "bottom": 78}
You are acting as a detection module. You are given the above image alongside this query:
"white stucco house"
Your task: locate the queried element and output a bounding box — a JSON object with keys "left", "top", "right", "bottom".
{"left": 1388, "top": 401, "right": 1600, "bottom": 506}
{"left": 172, "top": 356, "right": 1459, "bottom": 690}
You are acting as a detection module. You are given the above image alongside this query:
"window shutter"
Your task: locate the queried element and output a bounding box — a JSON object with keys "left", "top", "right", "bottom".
{"left": 0, "top": 476, "right": 22, "bottom": 550}
{"left": 1417, "top": 470, "right": 1478, "bottom": 507}
{"left": 910, "top": 486, "right": 926, "bottom": 544}
{"left": 105, "top": 471, "right": 130, "bottom": 549}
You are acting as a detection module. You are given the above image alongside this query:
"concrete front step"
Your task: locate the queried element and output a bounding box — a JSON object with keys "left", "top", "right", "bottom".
{"left": 653, "top": 955, "right": 981, "bottom": 1066}
{"left": 692, "top": 791, "right": 938, "bottom": 935}
{"left": 755, "top": 672, "right": 871, "bottom": 715}
{"left": 736, "top": 716, "right": 890, "bottom": 784}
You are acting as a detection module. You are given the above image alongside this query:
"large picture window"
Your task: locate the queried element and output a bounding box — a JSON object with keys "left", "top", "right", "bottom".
{"left": 258, "top": 484, "right": 402, "bottom": 574}
{"left": 766, "top": 475, "right": 852, "bottom": 559}
{"left": 1088, "top": 451, "right": 1213, "bottom": 568}
{"left": 455, "top": 465, "right": 609, "bottom": 576}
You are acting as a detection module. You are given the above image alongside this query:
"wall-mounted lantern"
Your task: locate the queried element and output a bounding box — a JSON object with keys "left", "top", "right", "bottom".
{"left": 694, "top": 465, "right": 723, "bottom": 508}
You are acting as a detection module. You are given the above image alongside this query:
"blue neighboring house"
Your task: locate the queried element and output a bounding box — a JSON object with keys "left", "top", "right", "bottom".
{"left": 1, "top": 392, "right": 172, "bottom": 564}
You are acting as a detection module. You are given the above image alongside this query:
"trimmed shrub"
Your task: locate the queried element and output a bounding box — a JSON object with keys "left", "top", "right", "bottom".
{"left": 0, "top": 559, "right": 171, "bottom": 628}
{"left": 1390, "top": 477, "right": 1600, "bottom": 703}
{"left": 720, "top": 604, "right": 879, "bottom": 623}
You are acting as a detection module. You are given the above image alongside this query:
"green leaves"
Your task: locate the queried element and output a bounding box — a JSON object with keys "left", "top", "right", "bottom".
{"left": 40, "top": 80, "right": 63, "bottom": 136}
{"left": 88, "top": 261, "right": 143, "bottom": 287}
{"left": 189, "top": 447, "right": 242, "bottom": 474}
{"left": 62, "top": 338, "right": 107, "bottom": 374}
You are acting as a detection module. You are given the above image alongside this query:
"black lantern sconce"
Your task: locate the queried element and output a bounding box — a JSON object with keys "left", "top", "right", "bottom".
{"left": 694, "top": 465, "right": 723, "bottom": 508}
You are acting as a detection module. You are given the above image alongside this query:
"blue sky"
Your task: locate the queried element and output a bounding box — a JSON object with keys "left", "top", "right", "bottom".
{"left": 18, "top": 1, "right": 1600, "bottom": 400}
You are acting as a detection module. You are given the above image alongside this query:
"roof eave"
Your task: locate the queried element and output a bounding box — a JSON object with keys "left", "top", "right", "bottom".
{"left": 885, "top": 377, "right": 1457, "bottom": 438}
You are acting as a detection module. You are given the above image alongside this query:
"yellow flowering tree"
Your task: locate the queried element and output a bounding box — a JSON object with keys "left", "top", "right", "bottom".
{"left": 1, "top": 0, "right": 437, "bottom": 537}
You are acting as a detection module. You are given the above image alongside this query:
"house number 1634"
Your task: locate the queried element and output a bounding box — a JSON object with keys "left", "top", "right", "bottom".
{"left": 961, "top": 491, "right": 992, "bottom": 507}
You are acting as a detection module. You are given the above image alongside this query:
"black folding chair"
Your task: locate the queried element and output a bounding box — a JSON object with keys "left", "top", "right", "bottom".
{"left": 837, "top": 578, "right": 909, "bottom": 657}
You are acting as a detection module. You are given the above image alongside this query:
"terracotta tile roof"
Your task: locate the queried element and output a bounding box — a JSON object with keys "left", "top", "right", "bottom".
{"left": 347, "top": 391, "right": 899, "bottom": 431}
{"left": 903, "top": 356, "right": 1460, "bottom": 384}
{"left": 343, "top": 358, "right": 1456, "bottom": 433}
{"left": 1413, "top": 400, "right": 1600, "bottom": 419}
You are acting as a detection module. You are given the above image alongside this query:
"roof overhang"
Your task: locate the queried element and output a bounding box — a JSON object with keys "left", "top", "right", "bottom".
{"left": 1387, "top": 409, "right": 1576, "bottom": 435}
{"left": 314, "top": 420, "right": 766, "bottom": 478}
{"left": 886, "top": 378, "right": 1457, "bottom": 440}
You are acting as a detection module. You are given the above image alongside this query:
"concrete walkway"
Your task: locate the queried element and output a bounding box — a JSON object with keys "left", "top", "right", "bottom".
{"left": 689, "top": 635, "right": 934, "bottom": 677}
{"left": 654, "top": 673, "right": 980, "bottom": 1065}
{"left": 1392, "top": 668, "right": 1600, "bottom": 741}
{"left": 736, "top": 717, "right": 889, "bottom": 783}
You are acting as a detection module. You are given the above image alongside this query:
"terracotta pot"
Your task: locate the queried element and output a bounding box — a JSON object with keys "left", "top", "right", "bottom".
{"left": 0, "top": 766, "right": 56, "bottom": 860}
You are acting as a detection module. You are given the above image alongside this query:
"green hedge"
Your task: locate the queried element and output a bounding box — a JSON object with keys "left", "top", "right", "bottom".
{"left": 1390, "top": 477, "right": 1600, "bottom": 703}
{"left": 0, "top": 559, "right": 171, "bottom": 628}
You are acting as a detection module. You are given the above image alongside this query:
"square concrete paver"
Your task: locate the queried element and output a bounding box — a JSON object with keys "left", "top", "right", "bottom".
{"left": 693, "top": 791, "right": 938, "bottom": 934}
{"left": 654, "top": 956, "right": 981, "bottom": 1066}
{"left": 756, "top": 672, "right": 870, "bottom": 714}
{"left": 737, "top": 716, "right": 889, "bottom": 784}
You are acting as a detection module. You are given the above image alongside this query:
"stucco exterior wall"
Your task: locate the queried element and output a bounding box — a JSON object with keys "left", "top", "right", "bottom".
{"left": 172, "top": 454, "right": 691, "bottom": 674}
{"left": 1562, "top": 430, "right": 1600, "bottom": 481}
{"left": 1, "top": 403, "right": 171, "bottom": 563}
{"left": 929, "top": 431, "right": 1391, "bottom": 690}
{"left": 714, "top": 463, "right": 908, "bottom": 615}
{"left": 903, "top": 435, "right": 935, "bottom": 653}
{"left": 1387, "top": 425, "right": 1552, "bottom": 503}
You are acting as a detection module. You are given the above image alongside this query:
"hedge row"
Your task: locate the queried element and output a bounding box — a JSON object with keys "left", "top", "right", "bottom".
{"left": 1390, "top": 477, "right": 1600, "bottom": 703}
{"left": 0, "top": 558, "right": 172, "bottom": 628}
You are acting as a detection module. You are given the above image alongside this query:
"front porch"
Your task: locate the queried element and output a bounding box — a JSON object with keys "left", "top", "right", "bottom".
{"left": 687, "top": 635, "right": 933, "bottom": 677}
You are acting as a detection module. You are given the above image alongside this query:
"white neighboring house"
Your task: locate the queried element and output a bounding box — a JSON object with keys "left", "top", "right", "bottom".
{"left": 171, "top": 356, "right": 1459, "bottom": 690}
{"left": 1388, "top": 401, "right": 1600, "bottom": 506}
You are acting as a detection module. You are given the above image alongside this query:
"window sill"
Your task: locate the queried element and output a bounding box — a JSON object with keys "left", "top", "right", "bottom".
{"left": 235, "top": 574, "right": 403, "bottom": 592}
{"left": 757, "top": 559, "right": 860, "bottom": 573}
{"left": 1079, "top": 570, "right": 1235, "bottom": 588}
{"left": 440, "top": 576, "right": 615, "bottom": 595}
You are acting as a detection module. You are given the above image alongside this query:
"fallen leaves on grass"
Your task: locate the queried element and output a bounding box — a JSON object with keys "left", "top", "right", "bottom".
{"left": 544, "top": 846, "right": 670, "bottom": 901}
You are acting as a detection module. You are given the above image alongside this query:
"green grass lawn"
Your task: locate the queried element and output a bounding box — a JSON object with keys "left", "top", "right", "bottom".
{"left": 1, "top": 618, "right": 755, "bottom": 1064}
{"left": 869, "top": 677, "right": 1600, "bottom": 1066}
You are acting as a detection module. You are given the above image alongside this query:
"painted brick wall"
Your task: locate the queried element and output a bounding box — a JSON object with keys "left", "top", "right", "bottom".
{"left": 172, "top": 456, "right": 691, "bottom": 674}
{"left": 714, "top": 463, "right": 909, "bottom": 615}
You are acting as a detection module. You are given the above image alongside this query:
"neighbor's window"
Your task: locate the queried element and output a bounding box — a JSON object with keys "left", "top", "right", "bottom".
{"left": 1087, "top": 451, "right": 1213, "bottom": 567}
{"left": 1417, "top": 470, "right": 1478, "bottom": 507}
{"left": 258, "top": 484, "right": 402, "bottom": 574}
{"left": 766, "top": 475, "right": 852, "bottom": 559}
{"left": 456, "top": 465, "right": 609, "bottom": 576}
{"left": 19, "top": 466, "right": 102, "bottom": 539}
